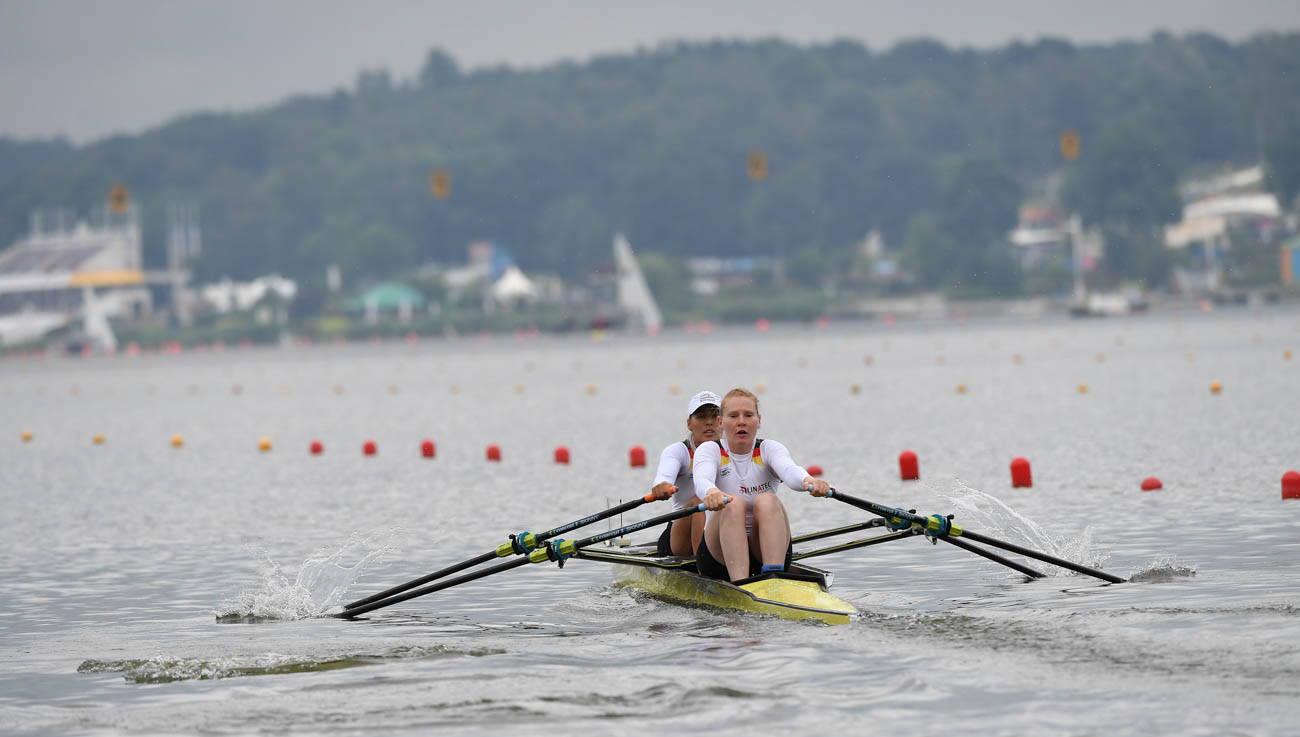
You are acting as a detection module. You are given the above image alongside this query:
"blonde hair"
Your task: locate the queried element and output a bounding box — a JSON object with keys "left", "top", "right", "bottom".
{"left": 721, "top": 387, "right": 759, "bottom": 415}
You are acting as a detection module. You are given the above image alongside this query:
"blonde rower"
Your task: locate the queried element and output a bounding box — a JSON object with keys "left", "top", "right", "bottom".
{"left": 691, "top": 388, "right": 830, "bottom": 581}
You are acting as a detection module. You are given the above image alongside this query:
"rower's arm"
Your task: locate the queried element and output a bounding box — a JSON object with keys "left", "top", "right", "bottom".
{"left": 763, "top": 439, "right": 811, "bottom": 490}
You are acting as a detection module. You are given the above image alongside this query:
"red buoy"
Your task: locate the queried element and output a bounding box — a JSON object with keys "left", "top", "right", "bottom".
{"left": 1010, "top": 457, "right": 1032, "bottom": 488}
{"left": 756, "top": 318, "right": 770, "bottom": 332}
{"left": 899, "top": 450, "right": 919, "bottom": 480}
{"left": 629, "top": 445, "right": 646, "bottom": 467}
{"left": 1284, "top": 470, "right": 1300, "bottom": 500}
{"left": 807, "top": 464, "right": 823, "bottom": 477}
{"left": 363, "top": 440, "right": 377, "bottom": 456}
{"left": 486, "top": 444, "right": 501, "bottom": 462}
{"left": 554, "top": 446, "right": 570, "bottom": 464}
{"left": 1141, "top": 476, "right": 1163, "bottom": 491}
{"left": 421, "top": 439, "right": 436, "bottom": 458}
{"left": 310, "top": 440, "right": 323, "bottom": 455}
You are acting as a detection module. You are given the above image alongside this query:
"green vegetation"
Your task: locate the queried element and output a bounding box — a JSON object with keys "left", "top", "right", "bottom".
{"left": 2, "top": 32, "right": 1298, "bottom": 308}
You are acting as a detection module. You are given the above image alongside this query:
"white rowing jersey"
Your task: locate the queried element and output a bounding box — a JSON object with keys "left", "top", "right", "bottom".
{"left": 653, "top": 438, "right": 701, "bottom": 510}
{"left": 691, "top": 438, "right": 809, "bottom": 531}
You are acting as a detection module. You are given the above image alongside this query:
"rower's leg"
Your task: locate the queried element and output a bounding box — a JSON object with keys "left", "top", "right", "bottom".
{"left": 749, "top": 493, "right": 790, "bottom": 570}
{"left": 704, "top": 499, "right": 751, "bottom": 582}
{"left": 671, "top": 496, "right": 702, "bottom": 557}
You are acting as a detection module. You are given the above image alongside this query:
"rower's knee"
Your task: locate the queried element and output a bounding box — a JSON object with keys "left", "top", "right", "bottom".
{"left": 752, "top": 493, "right": 786, "bottom": 520}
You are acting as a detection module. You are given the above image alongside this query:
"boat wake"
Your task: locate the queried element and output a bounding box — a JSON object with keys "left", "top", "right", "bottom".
{"left": 77, "top": 644, "right": 503, "bottom": 683}
{"left": 934, "top": 481, "right": 1110, "bottom": 576}
{"left": 214, "top": 531, "right": 399, "bottom": 622}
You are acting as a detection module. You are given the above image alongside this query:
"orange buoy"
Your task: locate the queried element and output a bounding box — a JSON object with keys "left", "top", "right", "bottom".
{"left": 171, "top": 434, "right": 184, "bottom": 448}
{"left": 310, "top": 440, "right": 323, "bottom": 455}
{"left": 363, "top": 440, "right": 377, "bottom": 456}
{"left": 21, "top": 430, "right": 33, "bottom": 442}
{"left": 955, "top": 383, "right": 966, "bottom": 394}
{"left": 421, "top": 439, "right": 436, "bottom": 458}
{"left": 850, "top": 384, "right": 861, "bottom": 394}
{"left": 1141, "top": 476, "right": 1162, "bottom": 491}
{"left": 629, "top": 445, "right": 646, "bottom": 468}
{"left": 1210, "top": 381, "right": 1222, "bottom": 394}
{"left": 1283, "top": 470, "right": 1300, "bottom": 500}
{"left": 807, "top": 464, "right": 823, "bottom": 477}
{"left": 258, "top": 437, "right": 272, "bottom": 452}
{"left": 554, "top": 446, "right": 570, "bottom": 464}
{"left": 486, "top": 444, "right": 501, "bottom": 462}
{"left": 899, "top": 450, "right": 919, "bottom": 481}
{"left": 1010, "top": 457, "right": 1032, "bottom": 488}
{"left": 93, "top": 434, "right": 105, "bottom": 445}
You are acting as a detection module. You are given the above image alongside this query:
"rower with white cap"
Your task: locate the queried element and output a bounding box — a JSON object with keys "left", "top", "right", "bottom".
{"left": 649, "top": 390, "right": 722, "bottom": 557}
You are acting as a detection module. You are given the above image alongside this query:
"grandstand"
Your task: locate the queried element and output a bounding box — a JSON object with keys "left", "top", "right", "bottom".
{"left": 0, "top": 207, "right": 152, "bottom": 347}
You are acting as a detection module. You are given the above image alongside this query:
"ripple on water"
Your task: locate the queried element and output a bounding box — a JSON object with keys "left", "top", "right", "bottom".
{"left": 77, "top": 644, "right": 505, "bottom": 684}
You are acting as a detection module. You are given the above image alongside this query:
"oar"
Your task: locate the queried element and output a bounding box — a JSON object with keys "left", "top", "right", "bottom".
{"left": 937, "top": 536, "right": 1044, "bottom": 578}
{"left": 824, "top": 489, "right": 1124, "bottom": 584}
{"left": 340, "top": 493, "right": 656, "bottom": 613}
{"left": 336, "top": 502, "right": 713, "bottom": 618}
{"left": 792, "top": 518, "right": 886, "bottom": 545}
{"left": 792, "top": 526, "right": 923, "bottom": 561}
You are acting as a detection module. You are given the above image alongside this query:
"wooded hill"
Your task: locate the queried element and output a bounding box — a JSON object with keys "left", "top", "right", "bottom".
{"left": 2, "top": 32, "right": 1298, "bottom": 297}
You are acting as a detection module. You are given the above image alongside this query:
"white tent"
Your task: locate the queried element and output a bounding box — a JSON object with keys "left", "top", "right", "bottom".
{"left": 490, "top": 266, "right": 539, "bottom": 303}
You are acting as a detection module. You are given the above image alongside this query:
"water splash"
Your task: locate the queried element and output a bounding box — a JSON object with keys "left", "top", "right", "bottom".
{"left": 214, "top": 531, "right": 400, "bottom": 621}
{"left": 933, "top": 481, "right": 1110, "bottom": 576}
{"left": 1128, "top": 556, "right": 1197, "bottom": 582}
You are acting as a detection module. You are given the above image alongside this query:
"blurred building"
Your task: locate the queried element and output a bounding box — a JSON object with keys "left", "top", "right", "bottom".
{"left": 1164, "top": 165, "right": 1282, "bottom": 293}
{"left": 0, "top": 207, "right": 151, "bottom": 347}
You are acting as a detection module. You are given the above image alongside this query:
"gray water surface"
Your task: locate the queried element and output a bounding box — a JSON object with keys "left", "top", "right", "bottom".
{"left": 3, "top": 308, "right": 1298, "bottom": 735}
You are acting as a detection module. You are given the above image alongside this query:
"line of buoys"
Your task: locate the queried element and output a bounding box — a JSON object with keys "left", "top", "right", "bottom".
{"left": 421, "top": 439, "right": 436, "bottom": 458}
{"left": 807, "top": 464, "right": 823, "bottom": 477}
{"left": 258, "top": 437, "right": 272, "bottom": 452}
{"left": 1141, "top": 476, "right": 1162, "bottom": 491}
{"left": 1283, "top": 471, "right": 1300, "bottom": 500}
{"left": 363, "top": 440, "right": 377, "bottom": 456}
{"left": 486, "top": 444, "right": 501, "bottom": 462}
{"left": 310, "top": 440, "right": 324, "bottom": 455}
{"left": 629, "top": 445, "right": 646, "bottom": 468}
{"left": 1010, "top": 457, "right": 1032, "bottom": 488}
{"left": 554, "top": 446, "right": 570, "bottom": 464}
{"left": 899, "top": 450, "right": 919, "bottom": 480}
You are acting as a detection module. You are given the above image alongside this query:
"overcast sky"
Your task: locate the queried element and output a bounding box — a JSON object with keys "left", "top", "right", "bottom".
{"left": 2, "top": 0, "right": 1297, "bottom": 144}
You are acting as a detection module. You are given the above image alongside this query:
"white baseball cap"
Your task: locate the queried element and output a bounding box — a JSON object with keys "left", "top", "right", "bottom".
{"left": 687, "top": 390, "right": 722, "bottom": 417}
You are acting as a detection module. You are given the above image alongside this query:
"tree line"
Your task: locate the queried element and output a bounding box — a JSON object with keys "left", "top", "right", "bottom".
{"left": 2, "top": 31, "right": 1298, "bottom": 300}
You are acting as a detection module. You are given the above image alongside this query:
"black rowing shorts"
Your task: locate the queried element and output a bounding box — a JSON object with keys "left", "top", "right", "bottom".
{"left": 695, "top": 538, "right": 793, "bottom": 582}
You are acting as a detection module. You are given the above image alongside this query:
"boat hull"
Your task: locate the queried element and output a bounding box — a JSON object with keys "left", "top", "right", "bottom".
{"left": 610, "top": 561, "right": 856, "bottom": 625}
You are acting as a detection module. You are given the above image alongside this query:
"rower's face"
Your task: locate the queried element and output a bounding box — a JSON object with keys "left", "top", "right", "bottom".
{"left": 721, "top": 397, "right": 760, "bottom": 451}
{"left": 687, "top": 406, "right": 720, "bottom": 445}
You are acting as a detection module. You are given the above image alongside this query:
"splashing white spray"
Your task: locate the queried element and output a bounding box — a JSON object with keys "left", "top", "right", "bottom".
{"left": 933, "top": 481, "right": 1110, "bottom": 575}
{"left": 215, "top": 530, "right": 400, "bottom": 620}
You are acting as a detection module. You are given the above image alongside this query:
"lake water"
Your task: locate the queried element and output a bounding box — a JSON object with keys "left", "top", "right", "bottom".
{"left": 2, "top": 307, "right": 1299, "bottom": 736}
